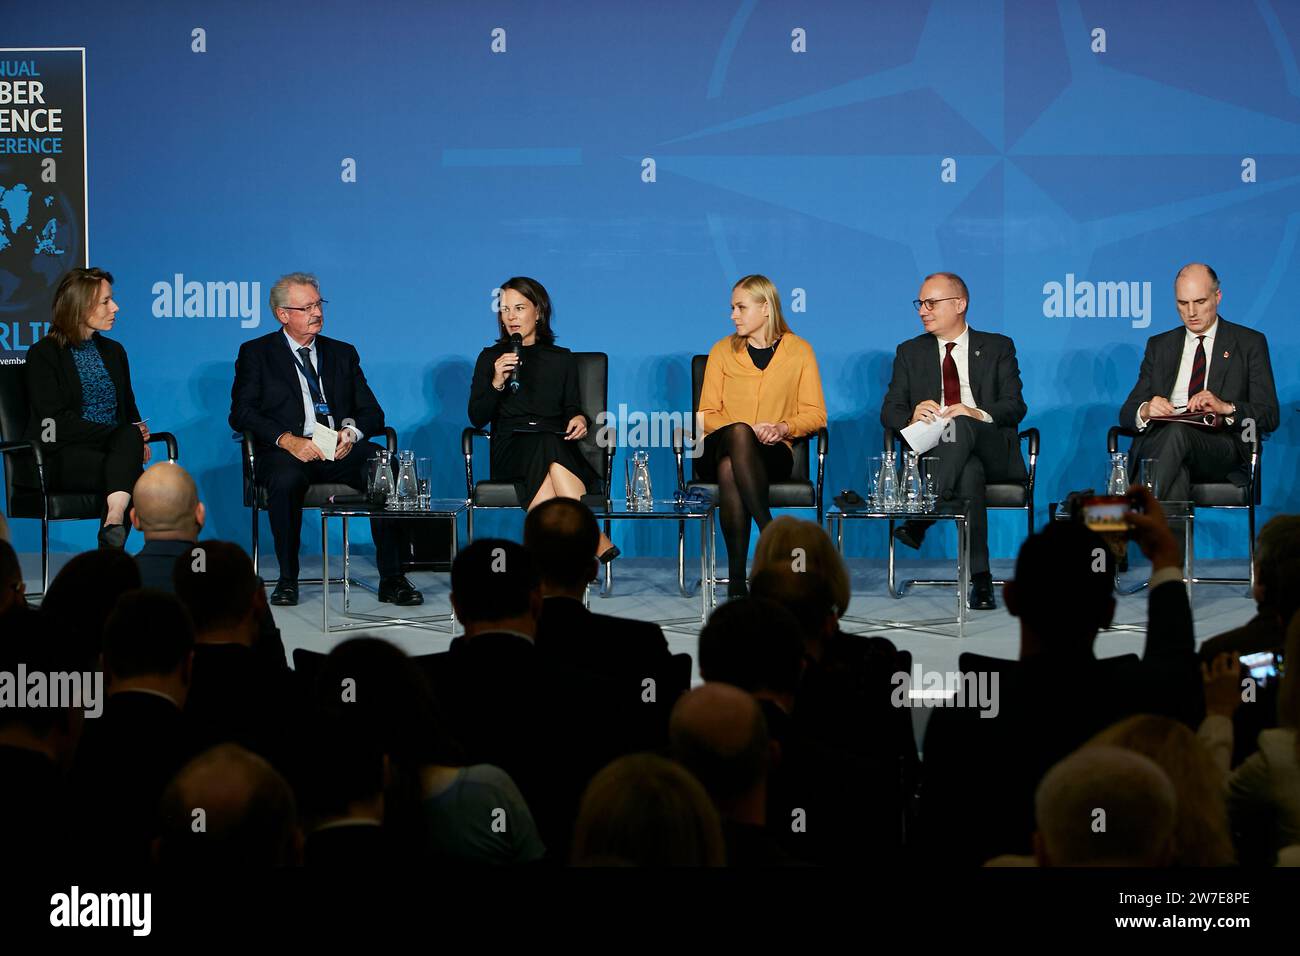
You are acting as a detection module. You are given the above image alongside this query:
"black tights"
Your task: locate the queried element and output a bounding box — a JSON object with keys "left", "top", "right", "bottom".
{"left": 709, "top": 423, "right": 790, "bottom": 596}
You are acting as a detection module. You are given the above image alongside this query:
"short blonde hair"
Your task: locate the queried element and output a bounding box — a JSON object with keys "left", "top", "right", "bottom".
{"left": 730, "top": 274, "right": 791, "bottom": 352}
{"left": 571, "top": 754, "right": 725, "bottom": 866}
{"left": 752, "top": 516, "right": 850, "bottom": 615}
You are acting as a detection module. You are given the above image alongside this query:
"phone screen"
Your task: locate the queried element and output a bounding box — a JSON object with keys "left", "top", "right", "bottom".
{"left": 1081, "top": 495, "right": 1130, "bottom": 533}
{"left": 1241, "top": 651, "right": 1280, "bottom": 686}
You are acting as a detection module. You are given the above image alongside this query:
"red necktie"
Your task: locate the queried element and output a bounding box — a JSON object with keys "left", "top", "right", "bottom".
{"left": 1186, "top": 336, "right": 1206, "bottom": 398}
{"left": 942, "top": 341, "right": 961, "bottom": 406}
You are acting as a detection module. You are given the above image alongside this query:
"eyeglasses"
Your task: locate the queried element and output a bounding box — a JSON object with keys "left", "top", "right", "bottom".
{"left": 913, "top": 297, "right": 960, "bottom": 311}
{"left": 280, "top": 299, "right": 328, "bottom": 314}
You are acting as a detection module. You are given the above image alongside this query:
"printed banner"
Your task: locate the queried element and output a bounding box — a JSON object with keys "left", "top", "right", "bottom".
{"left": 0, "top": 47, "right": 86, "bottom": 362}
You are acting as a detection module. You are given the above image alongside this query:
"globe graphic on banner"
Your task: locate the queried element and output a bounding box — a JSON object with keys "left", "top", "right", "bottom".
{"left": 0, "top": 180, "right": 79, "bottom": 335}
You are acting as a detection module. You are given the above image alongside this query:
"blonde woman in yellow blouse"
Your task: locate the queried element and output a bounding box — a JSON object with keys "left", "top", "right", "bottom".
{"left": 697, "top": 275, "right": 828, "bottom": 597}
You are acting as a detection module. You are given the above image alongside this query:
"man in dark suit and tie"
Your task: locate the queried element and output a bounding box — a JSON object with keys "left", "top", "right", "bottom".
{"left": 1119, "top": 263, "right": 1279, "bottom": 513}
{"left": 881, "top": 272, "right": 1028, "bottom": 610}
{"left": 229, "top": 272, "right": 420, "bottom": 606}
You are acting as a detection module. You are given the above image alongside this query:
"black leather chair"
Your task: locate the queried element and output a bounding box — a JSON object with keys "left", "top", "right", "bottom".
{"left": 236, "top": 426, "right": 397, "bottom": 583}
{"left": 0, "top": 362, "right": 179, "bottom": 597}
{"left": 1107, "top": 425, "right": 1261, "bottom": 589}
{"left": 884, "top": 426, "right": 1039, "bottom": 594}
{"left": 460, "top": 352, "right": 616, "bottom": 590}
{"left": 673, "top": 353, "right": 828, "bottom": 597}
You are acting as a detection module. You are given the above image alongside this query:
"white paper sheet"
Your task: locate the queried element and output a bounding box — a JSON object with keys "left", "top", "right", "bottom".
{"left": 899, "top": 415, "right": 947, "bottom": 454}
{"left": 311, "top": 423, "right": 339, "bottom": 461}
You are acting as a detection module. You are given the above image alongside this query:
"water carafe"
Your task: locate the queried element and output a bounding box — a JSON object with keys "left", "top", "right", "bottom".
{"left": 901, "top": 451, "right": 923, "bottom": 513}
{"left": 627, "top": 451, "right": 653, "bottom": 510}
{"left": 1106, "top": 452, "right": 1130, "bottom": 495}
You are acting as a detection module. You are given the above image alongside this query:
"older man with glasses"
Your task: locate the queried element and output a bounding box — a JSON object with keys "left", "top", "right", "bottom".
{"left": 229, "top": 272, "right": 421, "bottom": 608}
{"left": 880, "top": 272, "right": 1028, "bottom": 610}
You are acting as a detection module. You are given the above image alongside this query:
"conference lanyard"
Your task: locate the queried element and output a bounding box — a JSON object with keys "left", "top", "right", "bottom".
{"left": 292, "top": 350, "right": 332, "bottom": 420}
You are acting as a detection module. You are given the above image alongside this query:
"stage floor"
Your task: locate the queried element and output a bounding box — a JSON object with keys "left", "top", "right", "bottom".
{"left": 20, "top": 552, "right": 1256, "bottom": 751}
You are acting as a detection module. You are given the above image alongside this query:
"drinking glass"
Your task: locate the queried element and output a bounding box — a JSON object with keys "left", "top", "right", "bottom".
{"left": 921, "top": 456, "right": 940, "bottom": 512}
{"left": 416, "top": 457, "right": 432, "bottom": 510}
{"left": 1139, "top": 458, "right": 1159, "bottom": 500}
{"left": 866, "top": 456, "right": 884, "bottom": 509}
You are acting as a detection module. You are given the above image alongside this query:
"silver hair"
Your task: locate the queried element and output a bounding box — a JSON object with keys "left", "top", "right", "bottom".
{"left": 269, "top": 272, "right": 320, "bottom": 314}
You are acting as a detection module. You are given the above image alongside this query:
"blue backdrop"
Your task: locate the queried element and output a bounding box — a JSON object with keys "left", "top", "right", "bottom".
{"left": 5, "top": 0, "right": 1298, "bottom": 565}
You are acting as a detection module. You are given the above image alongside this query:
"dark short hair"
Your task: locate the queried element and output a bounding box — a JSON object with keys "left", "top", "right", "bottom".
{"left": 671, "top": 695, "right": 770, "bottom": 804}
{"left": 1255, "top": 516, "right": 1300, "bottom": 619}
{"left": 1012, "top": 522, "right": 1114, "bottom": 634}
{"left": 41, "top": 549, "right": 142, "bottom": 668}
{"left": 157, "top": 744, "right": 298, "bottom": 866}
{"left": 749, "top": 566, "right": 836, "bottom": 642}
{"left": 172, "top": 541, "right": 259, "bottom": 634}
{"left": 697, "top": 597, "right": 804, "bottom": 695}
{"left": 297, "top": 708, "right": 385, "bottom": 821}
{"left": 313, "top": 637, "right": 463, "bottom": 767}
{"left": 450, "top": 539, "right": 538, "bottom": 623}
{"left": 523, "top": 498, "right": 600, "bottom": 589}
{"left": 102, "top": 589, "right": 195, "bottom": 680}
{"left": 496, "top": 276, "right": 556, "bottom": 345}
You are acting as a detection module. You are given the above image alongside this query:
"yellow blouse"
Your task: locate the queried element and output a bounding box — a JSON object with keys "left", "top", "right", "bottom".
{"left": 698, "top": 331, "right": 828, "bottom": 442}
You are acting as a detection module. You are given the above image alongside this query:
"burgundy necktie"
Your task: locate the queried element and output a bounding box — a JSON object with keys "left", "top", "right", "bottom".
{"left": 942, "top": 341, "right": 961, "bottom": 406}
{"left": 1186, "top": 335, "right": 1207, "bottom": 398}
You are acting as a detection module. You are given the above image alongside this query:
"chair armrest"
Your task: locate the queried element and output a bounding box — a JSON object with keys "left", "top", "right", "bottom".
{"left": 0, "top": 439, "right": 43, "bottom": 469}
{"left": 382, "top": 427, "right": 397, "bottom": 453}
{"left": 598, "top": 423, "right": 616, "bottom": 499}
{"left": 883, "top": 427, "right": 898, "bottom": 453}
{"left": 461, "top": 426, "right": 487, "bottom": 458}
{"left": 1018, "top": 427, "right": 1039, "bottom": 460}
{"left": 148, "top": 431, "right": 179, "bottom": 462}
{"left": 461, "top": 426, "right": 487, "bottom": 500}
{"left": 1107, "top": 425, "right": 1136, "bottom": 454}
{"left": 673, "top": 425, "right": 686, "bottom": 491}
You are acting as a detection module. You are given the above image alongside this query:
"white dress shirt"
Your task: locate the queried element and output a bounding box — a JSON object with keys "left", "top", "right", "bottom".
{"left": 1136, "top": 319, "right": 1219, "bottom": 430}
{"left": 936, "top": 326, "right": 993, "bottom": 423}
{"left": 282, "top": 330, "right": 363, "bottom": 443}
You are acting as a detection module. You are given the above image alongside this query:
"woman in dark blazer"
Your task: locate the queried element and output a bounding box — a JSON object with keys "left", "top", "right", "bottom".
{"left": 468, "top": 276, "right": 616, "bottom": 561}
{"left": 24, "top": 267, "right": 149, "bottom": 549}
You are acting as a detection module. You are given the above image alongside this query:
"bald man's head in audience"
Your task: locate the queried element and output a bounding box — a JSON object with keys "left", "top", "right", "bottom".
{"left": 1034, "top": 745, "right": 1177, "bottom": 867}
{"left": 130, "top": 462, "right": 205, "bottom": 540}
{"left": 669, "top": 683, "right": 771, "bottom": 826}
{"left": 155, "top": 744, "right": 301, "bottom": 866}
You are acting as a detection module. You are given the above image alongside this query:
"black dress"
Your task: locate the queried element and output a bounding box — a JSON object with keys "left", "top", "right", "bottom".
{"left": 468, "top": 342, "right": 598, "bottom": 506}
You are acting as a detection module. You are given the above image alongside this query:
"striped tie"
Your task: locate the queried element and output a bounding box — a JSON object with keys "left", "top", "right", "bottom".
{"left": 1187, "top": 336, "right": 1207, "bottom": 398}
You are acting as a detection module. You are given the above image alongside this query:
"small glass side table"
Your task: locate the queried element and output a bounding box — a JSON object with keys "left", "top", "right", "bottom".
{"left": 826, "top": 502, "right": 970, "bottom": 638}
{"left": 319, "top": 498, "right": 467, "bottom": 634}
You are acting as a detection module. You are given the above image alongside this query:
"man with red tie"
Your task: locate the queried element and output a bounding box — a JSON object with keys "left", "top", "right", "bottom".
{"left": 881, "top": 273, "right": 1028, "bottom": 610}
{"left": 1119, "top": 263, "right": 1279, "bottom": 515}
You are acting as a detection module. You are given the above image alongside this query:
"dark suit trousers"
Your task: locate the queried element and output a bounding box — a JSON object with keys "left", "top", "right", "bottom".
{"left": 1128, "top": 424, "right": 1239, "bottom": 502}
{"left": 256, "top": 440, "right": 403, "bottom": 581}
{"left": 48, "top": 423, "right": 144, "bottom": 498}
{"left": 925, "top": 416, "right": 1024, "bottom": 575}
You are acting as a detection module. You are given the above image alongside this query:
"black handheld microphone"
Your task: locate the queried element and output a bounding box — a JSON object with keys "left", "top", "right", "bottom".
{"left": 508, "top": 332, "right": 523, "bottom": 392}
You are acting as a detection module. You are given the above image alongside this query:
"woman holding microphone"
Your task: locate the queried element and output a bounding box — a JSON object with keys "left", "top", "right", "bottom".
{"left": 468, "top": 276, "right": 616, "bottom": 561}
{"left": 697, "top": 274, "right": 827, "bottom": 597}
{"left": 24, "top": 267, "right": 151, "bottom": 550}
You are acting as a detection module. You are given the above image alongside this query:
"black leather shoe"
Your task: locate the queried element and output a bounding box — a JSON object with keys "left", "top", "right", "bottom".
{"left": 378, "top": 575, "right": 424, "bottom": 606}
{"left": 270, "top": 580, "right": 299, "bottom": 606}
{"left": 892, "top": 520, "right": 928, "bottom": 551}
{"left": 97, "top": 523, "right": 127, "bottom": 550}
{"left": 968, "top": 575, "right": 996, "bottom": 611}
{"left": 599, "top": 545, "right": 621, "bottom": 564}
